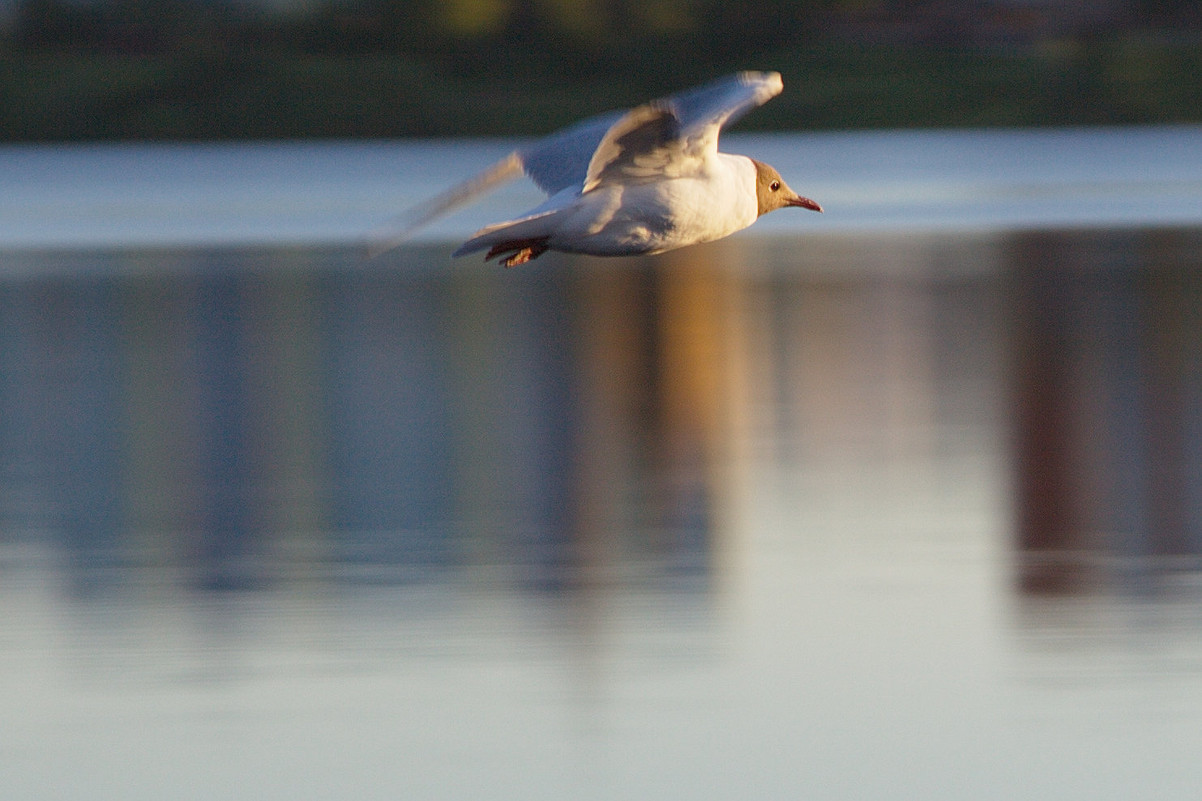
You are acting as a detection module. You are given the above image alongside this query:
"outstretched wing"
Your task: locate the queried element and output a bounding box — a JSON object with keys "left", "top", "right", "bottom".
{"left": 582, "top": 71, "right": 783, "bottom": 192}
{"left": 368, "top": 72, "right": 783, "bottom": 254}
{"left": 528, "top": 71, "right": 783, "bottom": 193}
{"left": 669, "top": 70, "right": 783, "bottom": 155}
{"left": 581, "top": 104, "right": 686, "bottom": 192}
{"left": 366, "top": 114, "right": 620, "bottom": 255}
{"left": 518, "top": 110, "right": 624, "bottom": 194}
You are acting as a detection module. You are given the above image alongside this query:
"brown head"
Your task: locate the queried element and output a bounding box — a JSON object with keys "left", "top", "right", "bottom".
{"left": 752, "top": 159, "right": 823, "bottom": 216}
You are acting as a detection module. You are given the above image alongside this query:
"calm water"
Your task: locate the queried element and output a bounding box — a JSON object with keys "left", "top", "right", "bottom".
{"left": 3, "top": 131, "right": 1202, "bottom": 800}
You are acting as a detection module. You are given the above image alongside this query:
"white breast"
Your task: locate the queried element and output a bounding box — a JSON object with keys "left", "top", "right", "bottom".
{"left": 548, "top": 153, "right": 760, "bottom": 256}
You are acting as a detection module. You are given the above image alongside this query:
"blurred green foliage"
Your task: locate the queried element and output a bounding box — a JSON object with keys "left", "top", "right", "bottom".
{"left": 2, "top": 0, "right": 1200, "bottom": 140}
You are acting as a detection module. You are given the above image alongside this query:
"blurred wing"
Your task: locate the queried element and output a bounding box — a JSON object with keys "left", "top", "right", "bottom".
{"left": 582, "top": 71, "right": 783, "bottom": 192}
{"left": 367, "top": 151, "right": 524, "bottom": 257}
{"left": 669, "top": 70, "right": 783, "bottom": 154}
{"left": 526, "top": 71, "right": 782, "bottom": 193}
{"left": 367, "top": 112, "right": 621, "bottom": 256}
{"left": 368, "top": 72, "right": 782, "bottom": 255}
{"left": 518, "top": 110, "right": 625, "bottom": 194}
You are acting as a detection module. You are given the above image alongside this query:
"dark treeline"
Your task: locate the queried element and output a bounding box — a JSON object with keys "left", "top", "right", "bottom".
{"left": 2, "top": 0, "right": 1201, "bottom": 141}
{"left": 7, "top": 0, "right": 827, "bottom": 75}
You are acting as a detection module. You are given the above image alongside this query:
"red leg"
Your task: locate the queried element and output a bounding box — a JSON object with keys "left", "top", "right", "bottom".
{"left": 484, "top": 238, "right": 550, "bottom": 268}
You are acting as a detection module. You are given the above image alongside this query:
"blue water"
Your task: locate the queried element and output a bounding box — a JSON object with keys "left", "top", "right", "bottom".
{"left": 3, "top": 130, "right": 1202, "bottom": 800}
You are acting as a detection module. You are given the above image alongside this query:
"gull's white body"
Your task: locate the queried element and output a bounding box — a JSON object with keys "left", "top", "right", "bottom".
{"left": 463, "top": 152, "right": 759, "bottom": 257}
{"left": 371, "top": 71, "right": 821, "bottom": 264}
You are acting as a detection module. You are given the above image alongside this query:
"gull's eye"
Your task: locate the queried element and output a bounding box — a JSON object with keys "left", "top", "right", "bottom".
{"left": 770, "top": 180, "right": 781, "bottom": 192}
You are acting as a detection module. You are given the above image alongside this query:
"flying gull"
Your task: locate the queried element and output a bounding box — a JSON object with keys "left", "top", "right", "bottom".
{"left": 372, "top": 71, "right": 822, "bottom": 266}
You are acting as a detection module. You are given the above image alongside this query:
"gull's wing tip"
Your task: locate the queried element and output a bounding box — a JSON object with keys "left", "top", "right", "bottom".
{"left": 737, "top": 69, "right": 781, "bottom": 84}
{"left": 734, "top": 70, "right": 783, "bottom": 102}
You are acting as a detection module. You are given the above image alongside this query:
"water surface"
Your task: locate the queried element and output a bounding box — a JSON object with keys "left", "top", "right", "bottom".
{"left": 3, "top": 133, "right": 1202, "bottom": 800}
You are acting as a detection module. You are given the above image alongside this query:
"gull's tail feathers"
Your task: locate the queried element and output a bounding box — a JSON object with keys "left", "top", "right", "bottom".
{"left": 452, "top": 208, "right": 563, "bottom": 260}
{"left": 366, "top": 151, "right": 524, "bottom": 258}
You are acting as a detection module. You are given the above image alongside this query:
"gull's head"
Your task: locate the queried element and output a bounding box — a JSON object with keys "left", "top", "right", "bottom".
{"left": 752, "top": 159, "right": 822, "bottom": 216}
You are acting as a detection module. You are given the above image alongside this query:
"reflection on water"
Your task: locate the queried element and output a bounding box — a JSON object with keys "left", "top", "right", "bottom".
{"left": 4, "top": 228, "right": 1202, "bottom": 799}
{"left": 0, "top": 247, "right": 719, "bottom": 592}
{"left": 1011, "top": 228, "right": 1202, "bottom": 593}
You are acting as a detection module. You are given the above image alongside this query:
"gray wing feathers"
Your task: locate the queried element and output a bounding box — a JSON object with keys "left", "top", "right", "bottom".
{"left": 522, "top": 72, "right": 780, "bottom": 195}
{"left": 668, "top": 71, "right": 783, "bottom": 144}
{"left": 517, "top": 110, "right": 624, "bottom": 194}
{"left": 369, "top": 114, "right": 618, "bottom": 255}
{"left": 369, "top": 72, "right": 781, "bottom": 255}
{"left": 579, "top": 72, "right": 781, "bottom": 192}
{"left": 582, "top": 105, "right": 684, "bottom": 192}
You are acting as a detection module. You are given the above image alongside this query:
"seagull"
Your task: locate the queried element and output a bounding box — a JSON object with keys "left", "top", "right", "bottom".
{"left": 371, "top": 71, "right": 822, "bottom": 266}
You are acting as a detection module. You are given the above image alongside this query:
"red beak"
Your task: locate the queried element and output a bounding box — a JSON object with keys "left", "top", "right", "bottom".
{"left": 788, "top": 195, "right": 823, "bottom": 213}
